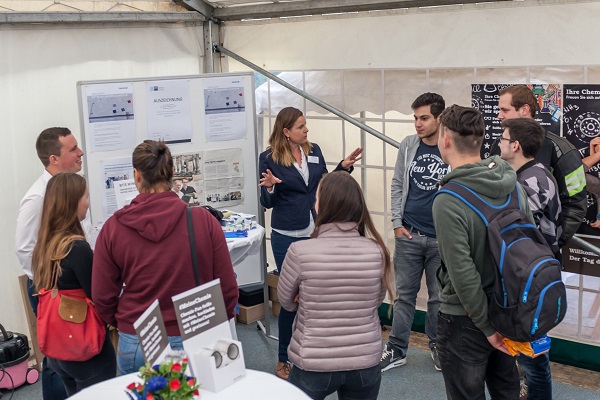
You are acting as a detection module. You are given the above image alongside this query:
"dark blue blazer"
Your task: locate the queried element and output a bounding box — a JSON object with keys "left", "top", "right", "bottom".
{"left": 259, "top": 143, "right": 351, "bottom": 231}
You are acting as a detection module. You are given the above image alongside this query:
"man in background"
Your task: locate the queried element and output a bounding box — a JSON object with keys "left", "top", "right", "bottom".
{"left": 496, "top": 85, "right": 586, "bottom": 247}
{"left": 15, "top": 127, "right": 84, "bottom": 400}
{"left": 381, "top": 93, "right": 447, "bottom": 372}
{"left": 500, "top": 117, "right": 562, "bottom": 400}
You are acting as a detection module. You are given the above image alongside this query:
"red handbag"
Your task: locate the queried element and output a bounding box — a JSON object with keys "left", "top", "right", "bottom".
{"left": 36, "top": 287, "right": 106, "bottom": 362}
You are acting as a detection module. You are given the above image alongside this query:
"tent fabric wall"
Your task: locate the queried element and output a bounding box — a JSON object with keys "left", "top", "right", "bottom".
{"left": 223, "top": 1, "right": 600, "bottom": 71}
{"left": 1, "top": 22, "right": 204, "bottom": 337}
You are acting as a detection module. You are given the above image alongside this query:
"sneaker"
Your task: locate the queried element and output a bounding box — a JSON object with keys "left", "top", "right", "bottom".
{"left": 276, "top": 361, "right": 291, "bottom": 380}
{"left": 380, "top": 342, "right": 407, "bottom": 372}
{"left": 431, "top": 346, "right": 442, "bottom": 371}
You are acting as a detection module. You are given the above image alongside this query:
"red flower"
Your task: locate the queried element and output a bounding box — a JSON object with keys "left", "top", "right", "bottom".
{"left": 171, "top": 363, "right": 182, "bottom": 372}
{"left": 126, "top": 382, "right": 136, "bottom": 390}
{"left": 187, "top": 378, "right": 195, "bottom": 386}
{"left": 182, "top": 357, "right": 189, "bottom": 363}
{"left": 170, "top": 379, "right": 181, "bottom": 391}
{"left": 193, "top": 390, "right": 199, "bottom": 396}
{"left": 146, "top": 394, "right": 154, "bottom": 400}
{"left": 136, "top": 384, "right": 143, "bottom": 392}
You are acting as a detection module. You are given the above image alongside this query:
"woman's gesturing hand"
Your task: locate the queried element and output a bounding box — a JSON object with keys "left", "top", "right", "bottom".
{"left": 341, "top": 147, "right": 364, "bottom": 170}
{"left": 259, "top": 169, "right": 282, "bottom": 189}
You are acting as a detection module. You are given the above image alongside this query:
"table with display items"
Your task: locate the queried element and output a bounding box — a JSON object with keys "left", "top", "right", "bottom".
{"left": 226, "top": 224, "right": 264, "bottom": 267}
{"left": 68, "top": 369, "right": 310, "bottom": 399}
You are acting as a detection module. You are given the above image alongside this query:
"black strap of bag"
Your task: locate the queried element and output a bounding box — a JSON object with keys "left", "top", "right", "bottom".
{"left": 186, "top": 207, "right": 201, "bottom": 286}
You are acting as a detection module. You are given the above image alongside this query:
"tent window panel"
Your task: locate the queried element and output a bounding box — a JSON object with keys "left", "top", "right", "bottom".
{"left": 346, "top": 121, "right": 384, "bottom": 167}
{"left": 342, "top": 70, "right": 383, "bottom": 117}
{"left": 476, "top": 68, "right": 528, "bottom": 84}
{"left": 305, "top": 118, "right": 343, "bottom": 165}
{"left": 586, "top": 67, "right": 600, "bottom": 83}
{"left": 385, "top": 122, "right": 416, "bottom": 168}
{"left": 304, "top": 71, "right": 343, "bottom": 117}
{"left": 530, "top": 67, "right": 585, "bottom": 85}
{"left": 384, "top": 70, "right": 428, "bottom": 118}
{"left": 428, "top": 68, "right": 475, "bottom": 109}
{"left": 364, "top": 169, "right": 385, "bottom": 213}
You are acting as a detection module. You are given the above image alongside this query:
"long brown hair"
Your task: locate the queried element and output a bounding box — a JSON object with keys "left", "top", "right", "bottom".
{"left": 32, "top": 173, "right": 87, "bottom": 290}
{"left": 268, "top": 107, "right": 313, "bottom": 167}
{"left": 313, "top": 171, "right": 395, "bottom": 302}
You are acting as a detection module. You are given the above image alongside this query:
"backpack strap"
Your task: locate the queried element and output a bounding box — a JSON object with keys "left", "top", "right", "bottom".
{"left": 436, "top": 182, "right": 520, "bottom": 226}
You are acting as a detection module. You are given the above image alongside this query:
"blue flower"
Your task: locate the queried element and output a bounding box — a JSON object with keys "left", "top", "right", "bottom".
{"left": 152, "top": 365, "right": 160, "bottom": 371}
{"left": 146, "top": 376, "right": 168, "bottom": 392}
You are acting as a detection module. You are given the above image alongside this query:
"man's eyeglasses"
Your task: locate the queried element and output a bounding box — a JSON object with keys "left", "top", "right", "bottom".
{"left": 499, "top": 137, "right": 515, "bottom": 143}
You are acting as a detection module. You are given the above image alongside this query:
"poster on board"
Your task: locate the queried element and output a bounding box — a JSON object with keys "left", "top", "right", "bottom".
{"left": 472, "top": 84, "right": 561, "bottom": 159}
{"left": 84, "top": 82, "right": 136, "bottom": 152}
{"left": 146, "top": 79, "right": 193, "bottom": 144}
{"left": 203, "top": 77, "right": 247, "bottom": 142}
{"left": 101, "top": 156, "right": 134, "bottom": 221}
{"left": 562, "top": 84, "right": 600, "bottom": 246}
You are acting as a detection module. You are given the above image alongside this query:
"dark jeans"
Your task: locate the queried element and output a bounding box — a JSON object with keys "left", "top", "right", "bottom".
{"left": 47, "top": 335, "right": 116, "bottom": 397}
{"left": 437, "top": 312, "right": 519, "bottom": 400}
{"left": 271, "top": 230, "right": 309, "bottom": 363}
{"left": 27, "top": 278, "right": 68, "bottom": 400}
{"left": 517, "top": 352, "right": 552, "bottom": 400}
{"left": 289, "top": 364, "right": 381, "bottom": 400}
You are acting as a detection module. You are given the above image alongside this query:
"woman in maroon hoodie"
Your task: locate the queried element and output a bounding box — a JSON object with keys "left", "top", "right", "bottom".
{"left": 92, "top": 140, "right": 238, "bottom": 375}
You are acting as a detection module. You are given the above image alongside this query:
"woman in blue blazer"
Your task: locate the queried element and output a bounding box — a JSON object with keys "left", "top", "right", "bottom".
{"left": 258, "top": 106, "right": 362, "bottom": 380}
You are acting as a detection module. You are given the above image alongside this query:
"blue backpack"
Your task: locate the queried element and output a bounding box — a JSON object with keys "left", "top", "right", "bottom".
{"left": 437, "top": 182, "right": 566, "bottom": 342}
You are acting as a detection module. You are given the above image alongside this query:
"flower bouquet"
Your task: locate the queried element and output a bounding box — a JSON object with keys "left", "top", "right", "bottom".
{"left": 125, "top": 358, "right": 199, "bottom": 400}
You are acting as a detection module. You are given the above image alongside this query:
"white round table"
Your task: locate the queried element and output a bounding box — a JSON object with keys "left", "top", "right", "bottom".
{"left": 68, "top": 369, "right": 310, "bottom": 399}
{"left": 227, "top": 224, "right": 264, "bottom": 267}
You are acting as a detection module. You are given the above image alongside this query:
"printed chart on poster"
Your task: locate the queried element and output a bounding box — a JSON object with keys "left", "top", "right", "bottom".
{"left": 77, "top": 73, "right": 263, "bottom": 287}
{"left": 562, "top": 84, "right": 600, "bottom": 243}
{"left": 472, "top": 84, "right": 561, "bottom": 158}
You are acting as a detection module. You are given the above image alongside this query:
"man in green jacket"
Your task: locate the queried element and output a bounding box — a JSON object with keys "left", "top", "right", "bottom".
{"left": 433, "top": 105, "right": 529, "bottom": 399}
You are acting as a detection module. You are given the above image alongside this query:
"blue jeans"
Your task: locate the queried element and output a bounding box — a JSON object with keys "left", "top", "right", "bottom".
{"left": 27, "top": 278, "right": 68, "bottom": 400}
{"left": 517, "top": 352, "right": 552, "bottom": 400}
{"left": 437, "top": 312, "right": 519, "bottom": 400}
{"left": 289, "top": 364, "right": 381, "bottom": 400}
{"left": 389, "top": 234, "right": 441, "bottom": 355}
{"left": 47, "top": 335, "right": 116, "bottom": 397}
{"left": 117, "top": 332, "right": 183, "bottom": 375}
{"left": 271, "top": 230, "right": 309, "bottom": 363}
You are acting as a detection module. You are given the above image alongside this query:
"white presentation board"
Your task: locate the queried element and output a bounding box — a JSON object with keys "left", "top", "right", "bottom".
{"left": 76, "top": 73, "right": 263, "bottom": 286}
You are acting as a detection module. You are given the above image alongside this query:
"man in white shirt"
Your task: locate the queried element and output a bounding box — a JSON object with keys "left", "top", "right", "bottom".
{"left": 15, "top": 127, "right": 84, "bottom": 400}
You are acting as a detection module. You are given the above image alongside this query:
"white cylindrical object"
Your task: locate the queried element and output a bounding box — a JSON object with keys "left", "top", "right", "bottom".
{"left": 197, "top": 348, "right": 223, "bottom": 368}
{"left": 214, "top": 340, "right": 240, "bottom": 361}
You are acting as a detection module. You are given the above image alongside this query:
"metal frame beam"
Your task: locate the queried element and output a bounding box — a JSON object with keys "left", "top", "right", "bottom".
{"left": 0, "top": 12, "right": 205, "bottom": 24}
{"left": 213, "top": 0, "right": 512, "bottom": 21}
{"left": 173, "top": 0, "right": 216, "bottom": 21}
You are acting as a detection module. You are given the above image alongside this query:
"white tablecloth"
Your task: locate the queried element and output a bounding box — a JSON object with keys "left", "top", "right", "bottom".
{"left": 68, "top": 369, "right": 310, "bottom": 399}
{"left": 226, "top": 225, "right": 264, "bottom": 267}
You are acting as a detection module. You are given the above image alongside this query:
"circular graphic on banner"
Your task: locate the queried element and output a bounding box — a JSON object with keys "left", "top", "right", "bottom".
{"left": 472, "top": 96, "right": 485, "bottom": 110}
{"left": 573, "top": 111, "right": 600, "bottom": 140}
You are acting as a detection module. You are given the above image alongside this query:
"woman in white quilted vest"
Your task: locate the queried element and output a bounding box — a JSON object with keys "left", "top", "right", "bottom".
{"left": 277, "top": 171, "right": 394, "bottom": 400}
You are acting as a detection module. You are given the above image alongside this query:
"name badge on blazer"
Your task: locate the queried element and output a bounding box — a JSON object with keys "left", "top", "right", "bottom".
{"left": 307, "top": 155, "right": 319, "bottom": 164}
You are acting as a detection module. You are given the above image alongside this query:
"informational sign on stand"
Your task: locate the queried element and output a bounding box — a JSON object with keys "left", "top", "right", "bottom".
{"left": 472, "top": 84, "right": 561, "bottom": 159}
{"left": 133, "top": 299, "right": 170, "bottom": 366}
{"left": 172, "top": 279, "right": 246, "bottom": 392}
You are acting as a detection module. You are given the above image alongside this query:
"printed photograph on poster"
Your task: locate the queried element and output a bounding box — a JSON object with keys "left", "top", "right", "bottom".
{"left": 146, "top": 80, "right": 193, "bottom": 144}
{"left": 101, "top": 157, "right": 134, "bottom": 220}
{"left": 472, "top": 84, "right": 561, "bottom": 159}
{"left": 203, "top": 78, "right": 247, "bottom": 142}
{"left": 84, "top": 82, "right": 136, "bottom": 152}
{"left": 173, "top": 151, "right": 204, "bottom": 206}
{"left": 563, "top": 84, "right": 600, "bottom": 236}
{"left": 204, "top": 178, "right": 244, "bottom": 208}
{"left": 203, "top": 148, "right": 243, "bottom": 180}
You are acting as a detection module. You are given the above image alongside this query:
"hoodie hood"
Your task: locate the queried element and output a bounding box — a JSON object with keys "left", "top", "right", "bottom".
{"left": 439, "top": 156, "right": 517, "bottom": 200}
{"left": 115, "top": 191, "right": 187, "bottom": 243}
